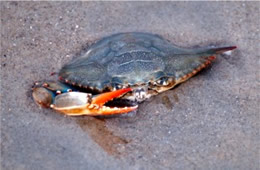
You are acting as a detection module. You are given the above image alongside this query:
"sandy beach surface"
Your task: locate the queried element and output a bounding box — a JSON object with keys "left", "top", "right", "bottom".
{"left": 1, "top": 2, "right": 259, "bottom": 170}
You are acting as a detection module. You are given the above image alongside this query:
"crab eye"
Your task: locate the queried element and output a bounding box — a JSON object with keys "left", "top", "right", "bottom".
{"left": 112, "top": 84, "right": 123, "bottom": 91}
{"left": 156, "top": 77, "right": 170, "bottom": 86}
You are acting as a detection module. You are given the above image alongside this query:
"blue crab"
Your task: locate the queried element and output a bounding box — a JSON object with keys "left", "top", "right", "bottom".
{"left": 32, "top": 32, "right": 236, "bottom": 116}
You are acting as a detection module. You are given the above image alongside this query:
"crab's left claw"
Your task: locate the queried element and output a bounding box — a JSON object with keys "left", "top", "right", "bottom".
{"left": 51, "top": 88, "right": 138, "bottom": 116}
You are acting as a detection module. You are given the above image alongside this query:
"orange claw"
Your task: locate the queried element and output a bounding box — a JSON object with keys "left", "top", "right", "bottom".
{"left": 52, "top": 104, "right": 138, "bottom": 116}
{"left": 51, "top": 88, "right": 138, "bottom": 116}
{"left": 92, "top": 88, "right": 132, "bottom": 106}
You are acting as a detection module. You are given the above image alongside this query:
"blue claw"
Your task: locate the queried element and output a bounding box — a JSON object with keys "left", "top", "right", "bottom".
{"left": 32, "top": 81, "right": 74, "bottom": 108}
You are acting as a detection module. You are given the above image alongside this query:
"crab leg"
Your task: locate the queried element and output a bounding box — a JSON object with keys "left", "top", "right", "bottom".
{"left": 51, "top": 88, "right": 138, "bottom": 116}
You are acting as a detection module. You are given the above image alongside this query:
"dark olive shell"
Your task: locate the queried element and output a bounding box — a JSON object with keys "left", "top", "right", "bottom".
{"left": 59, "top": 32, "right": 232, "bottom": 91}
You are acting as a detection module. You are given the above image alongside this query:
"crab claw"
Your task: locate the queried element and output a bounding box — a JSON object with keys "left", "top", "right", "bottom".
{"left": 51, "top": 88, "right": 138, "bottom": 116}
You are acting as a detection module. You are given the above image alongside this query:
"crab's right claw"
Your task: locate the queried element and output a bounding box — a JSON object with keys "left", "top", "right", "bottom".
{"left": 51, "top": 88, "right": 138, "bottom": 116}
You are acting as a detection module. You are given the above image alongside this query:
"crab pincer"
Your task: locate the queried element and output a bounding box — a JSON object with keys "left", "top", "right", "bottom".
{"left": 33, "top": 85, "right": 137, "bottom": 116}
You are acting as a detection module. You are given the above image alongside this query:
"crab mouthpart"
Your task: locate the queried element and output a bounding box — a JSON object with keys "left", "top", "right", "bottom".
{"left": 51, "top": 88, "right": 138, "bottom": 116}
